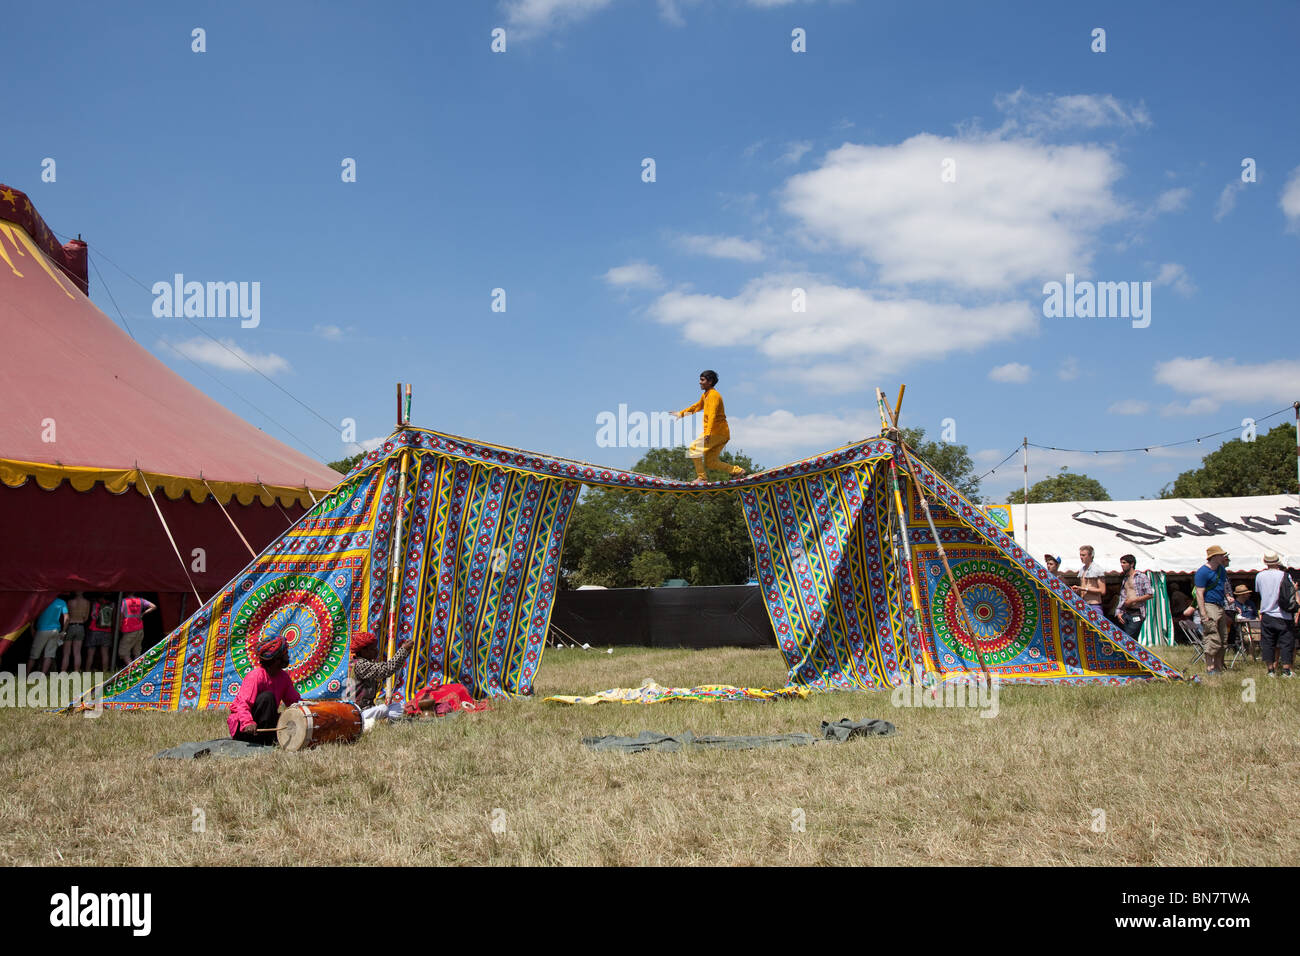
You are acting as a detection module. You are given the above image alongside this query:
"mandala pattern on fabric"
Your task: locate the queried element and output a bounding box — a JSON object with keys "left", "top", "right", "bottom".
{"left": 229, "top": 574, "right": 348, "bottom": 695}
{"left": 931, "top": 560, "right": 1039, "bottom": 665}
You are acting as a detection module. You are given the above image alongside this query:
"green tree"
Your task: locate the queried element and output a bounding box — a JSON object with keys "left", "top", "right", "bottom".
{"left": 898, "top": 426, "right": 981, "bottom": 500}
{"left": 1006, "top": 467, "right": 1110, "bottom": 503}
{"left": 326, "top": 452, "right": 365, "bottom": 474}
{"left": 1160, "top": 422, "right": 1297, "bottom": 498}
{"left": 561, "top": 447, "right": 760, "bottom": 588}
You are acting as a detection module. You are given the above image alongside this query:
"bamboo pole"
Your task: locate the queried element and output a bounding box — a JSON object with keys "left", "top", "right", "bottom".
{"left": 874, "top": 388, "right": 934, "bottom": 681}
{"left": 381, "top": 411, "right": 414, "bottom": 700}
{"left": 895, "top": 439, "right": 991, "bottom": 678}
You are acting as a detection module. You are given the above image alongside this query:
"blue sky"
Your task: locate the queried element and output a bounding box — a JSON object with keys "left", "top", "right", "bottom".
{"left": 4, "top": 0, "right": 1298, "bottom": 501}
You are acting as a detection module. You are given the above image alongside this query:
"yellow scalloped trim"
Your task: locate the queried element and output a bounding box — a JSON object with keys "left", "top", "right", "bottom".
{"left": 0, "top": 458, "right": 335, "bottom": 508}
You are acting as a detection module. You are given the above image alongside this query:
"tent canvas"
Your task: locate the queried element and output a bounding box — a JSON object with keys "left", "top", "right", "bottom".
{"left": 98, "top": 425, "right": 1179, "bottom": 709}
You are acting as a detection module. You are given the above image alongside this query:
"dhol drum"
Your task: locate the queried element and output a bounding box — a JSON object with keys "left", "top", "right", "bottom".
{"left": 275, "top": 700, "right": 364, "bottom": 751}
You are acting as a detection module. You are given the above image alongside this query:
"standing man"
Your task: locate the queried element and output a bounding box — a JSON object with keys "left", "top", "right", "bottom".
{"left": 117, "top": 592, "right": 157, "bottom": 665}
{"left": 86, "top": 595, "right": 115, "bottom": 673}
{"left": 1071, "top": 545, "right": 1106, "bottom": 609}
{"left": 60, "top": 591, "right": 91, "bottom": 673}
{"left": 1112, "top": 554, "right": 1153, "bottom": 640}
{"left": 674, "top": 370, "right": 746, "bottom": 485}
{"left": 1254, "top": 552, "right": 1296, "bottom": 678}
{"left": 28, "top": 594, "right": 68, "bottom": 676}
{"left": 1195, "top": 545, "right": 1231, "bottom": 675}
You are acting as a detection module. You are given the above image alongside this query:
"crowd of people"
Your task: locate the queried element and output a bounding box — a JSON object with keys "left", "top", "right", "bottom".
{"left": 1044, "top": 546, "right": 1300, "bottom": 677}
{"left": 3, "top": 591, "right": 157, "bottom": 674}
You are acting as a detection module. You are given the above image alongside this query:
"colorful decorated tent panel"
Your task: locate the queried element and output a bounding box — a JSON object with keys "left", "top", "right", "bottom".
{"left": 100, "top": 427, "right": 1179, "bottom": 709}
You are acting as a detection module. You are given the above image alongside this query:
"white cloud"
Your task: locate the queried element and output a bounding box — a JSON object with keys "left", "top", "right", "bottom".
{"left": 314, "top": 324, "right": 344, "bottom": 341}
{"left": 1214, "top": 182, "right": 1244, "bottom": 222}
{"left": 780, "top": 140, "right": 813, "bottom": 165}
{"left": 603, "top": 261, "right": 664, "bottom": 289}
{"left": 728, "top": 409, "right": 878, "bottom": 460}
{"left": 1108, "top": 399, "right": 1149, "bottom": 415}
{"left": 502, "top": 0, "right": 615, "bottom": 37}
{"left": 1160, "top": 397, "right": 1221, "bottom": 417}
{"left": 989, "top": 362, "right": 1031, "bottom": 383}
{"left": 782, "top": 133, "right": 1126, "bottom": 291}
{"left": 656, "top": 0, "right": 686, "bottom": 26}
{"left": 1154, "top": 356, "right": 1300, "bottom": 407}
{"left": 161, "top": 337, "right": 290, "bottom": 375}
{"left": 1057, "top": 356, "right": 1080, "bottom": 381}
{"left": 678, "top": 233, "right": 765, "bottom": 262}
{"left": 1154, "top": 187, "right": 1190, "bottom": 213}
{"left": 994, "top": 89, "right": 1152, "bottom": 133}
{"left": 1281, "top": 165, "right": 1300, "bottom": 232}
{"left": 343, "top": 435, "right": 386, "bottom": 456}
{"left": 1153, "top": 262, "right": 1196, "bottom": 297}
{"left": 648, "top": 273, "right": 1036, "bottom": 390}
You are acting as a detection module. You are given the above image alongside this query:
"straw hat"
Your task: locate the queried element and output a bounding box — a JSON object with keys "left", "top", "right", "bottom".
{"left": 1233, "top": 584, "right": 1252, "bottom": 596}
{"left": 1263, "top": 552, "right": 1281, "bottom": 565}
{"left": 1205, "top": 545, "right": 1227, "bottom": 559}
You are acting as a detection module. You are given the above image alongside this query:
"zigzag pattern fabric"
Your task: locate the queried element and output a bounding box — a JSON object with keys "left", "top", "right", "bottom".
{"left": 741, "top": 438, "right": 1181, "bottom": 687}
{"left": 100, "top": 462, "right": 398, "bottom": 708}
{"left": 100, "top": 427, "right": 1178, "bottom": 710}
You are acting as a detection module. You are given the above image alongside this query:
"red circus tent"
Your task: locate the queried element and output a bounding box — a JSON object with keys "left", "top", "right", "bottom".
{"left": 0, "top": 183, "right": 342, "bottom": 641}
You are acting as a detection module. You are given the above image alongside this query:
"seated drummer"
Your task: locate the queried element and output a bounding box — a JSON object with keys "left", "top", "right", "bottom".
{"left": 228, "top": 634, "right": 301, "bottom": 743}
{"left": 346, "top": 632, "right": 413, "bottom": 726}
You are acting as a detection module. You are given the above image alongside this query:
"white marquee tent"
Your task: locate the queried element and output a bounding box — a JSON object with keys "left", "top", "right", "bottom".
{"left": 1014, "top": 494, "right": 1300, "bottom": 575}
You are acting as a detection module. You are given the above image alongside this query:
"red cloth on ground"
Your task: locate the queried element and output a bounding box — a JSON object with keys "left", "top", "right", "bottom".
{"left": 403, "top": 682, "right": 487, "bottom": 716}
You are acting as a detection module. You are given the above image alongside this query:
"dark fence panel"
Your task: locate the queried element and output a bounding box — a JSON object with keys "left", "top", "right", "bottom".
{"left": 551, "top": 586, "right": 777, "bottom": 649}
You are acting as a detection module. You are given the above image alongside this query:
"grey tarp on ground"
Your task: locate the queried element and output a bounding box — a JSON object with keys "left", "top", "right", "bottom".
{"left": 154, "top": 738, "right": 276, "bottom": 760}
{"left": 583, "top": 718, "right": 896, "bottom": 753}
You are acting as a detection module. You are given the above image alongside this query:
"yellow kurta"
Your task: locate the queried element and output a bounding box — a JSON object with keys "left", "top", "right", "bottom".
{"left": 678, "top": 388, "right": 730, "bottom": 440}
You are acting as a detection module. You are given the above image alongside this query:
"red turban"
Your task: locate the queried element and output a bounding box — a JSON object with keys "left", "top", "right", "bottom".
{"left": 256, "top": 633, "right": 286, "bottom": 662}
{"left": 350, "top": 631, "right": 378, "bottom": 654}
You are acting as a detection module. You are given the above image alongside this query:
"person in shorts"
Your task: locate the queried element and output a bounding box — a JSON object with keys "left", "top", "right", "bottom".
{"left": 86, "top": 595, "right": 115, "bottom": 672}
{"left": 28, "top": 595, "right": 68, "bottom": 675}
{"left": 60, "top": 591, "right": 91, "bottom": 672}
{"left": 116, "top": 592, "right": 157, "bottom": 664}
{"left": 1195, "top": 545, "right": 1231, "bottom": 674}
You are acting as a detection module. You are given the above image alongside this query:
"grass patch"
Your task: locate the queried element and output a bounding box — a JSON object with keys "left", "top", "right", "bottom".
{"left": 2, "top": 645, "right": 1296, "bottom": 865}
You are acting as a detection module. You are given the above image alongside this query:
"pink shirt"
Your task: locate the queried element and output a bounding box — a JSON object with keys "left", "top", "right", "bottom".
{"left": 227, "top": 666, "right": 301, "bottom": 736}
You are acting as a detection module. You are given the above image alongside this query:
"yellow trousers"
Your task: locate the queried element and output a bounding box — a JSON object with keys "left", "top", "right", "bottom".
{"left": 687, "top": 433, "right": 744, "bottom": 479}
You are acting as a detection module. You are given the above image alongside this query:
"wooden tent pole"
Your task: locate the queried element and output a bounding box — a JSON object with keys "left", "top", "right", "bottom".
{"left": 894, "top": 439, "right": 991, "bottom": 678}
{"left": 874, "top": 388, "right": 934, "bottom": 681}
{"left": 137, "top": 467, "right": 203, "bottom": 605}
{"left": 381, "top": 383, "right": 414, "bottom": 700}
{"left": 202, "top": 478, "right": 258, "bottom": 559}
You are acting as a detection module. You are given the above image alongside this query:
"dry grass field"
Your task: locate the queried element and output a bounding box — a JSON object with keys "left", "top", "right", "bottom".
{"left": 2, "top": 645, "right": 1297, "bottom": 866}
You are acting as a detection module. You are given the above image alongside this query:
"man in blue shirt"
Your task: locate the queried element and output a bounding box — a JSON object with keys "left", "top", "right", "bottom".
{"left": 29, "top": 595, "right": 68, "bottom": 675}
{"left": 1195, "top": 545, "right": 1230, "bottom": 674}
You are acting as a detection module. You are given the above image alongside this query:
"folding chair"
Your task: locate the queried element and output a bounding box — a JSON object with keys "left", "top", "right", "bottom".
{"left": 1237, "top": 619, "right": 1262, "bottom": 662}
{"left": 1224, "top": 621, "right": 1247, "bottom": 670}
{"left": 1178, "top": 619, "right": 1206, "bottom": 671}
